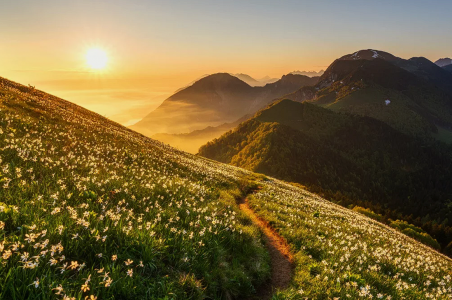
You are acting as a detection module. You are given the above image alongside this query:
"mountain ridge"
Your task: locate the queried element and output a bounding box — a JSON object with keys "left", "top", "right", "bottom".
{"left": 435, "top": 57, "right": 452, "bottom": 67}
{"left": 283, "top": 50, "right": 452, "bottom": 141}
{"left": 290, "top": 70, "right": 324, "bottom": 77}
{"left": 131, "top": 72, "right": 318, "bottom": 136}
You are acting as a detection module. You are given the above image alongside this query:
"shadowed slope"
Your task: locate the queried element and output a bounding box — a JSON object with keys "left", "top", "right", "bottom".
{"left": 199, "top": 99, "right": 452, "bottom": 251}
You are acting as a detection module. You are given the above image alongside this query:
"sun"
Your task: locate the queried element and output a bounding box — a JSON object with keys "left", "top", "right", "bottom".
{"left": 86, "top": 48, "right": 108, "bottom": 70}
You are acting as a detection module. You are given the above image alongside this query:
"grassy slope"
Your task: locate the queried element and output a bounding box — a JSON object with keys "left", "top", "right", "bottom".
{"left": 1, "top": 78, "right": 452, "bottom": 299}
{"left": 323, "top": 87, "right": 435, "bottom": 140}
{"left": 0, "top": 77, "right": 271, "bottom": 299}
{"left": 250, "top": 179, "right": 452, "bottom": 299}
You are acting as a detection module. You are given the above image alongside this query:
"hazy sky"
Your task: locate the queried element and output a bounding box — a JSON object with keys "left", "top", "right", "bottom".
{"left": 1, "top": 0, "right": 451, "bottom": 125}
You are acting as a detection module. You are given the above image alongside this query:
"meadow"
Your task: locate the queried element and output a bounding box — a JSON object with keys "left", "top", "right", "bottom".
{"left": 0, "top": 78, "right": 270, "bottom": 299}
{"left": 1, "top": 77, "right": 452, "bottom": 299}
{"left": 248, "top": 179, "right": 452, "bottom": 299}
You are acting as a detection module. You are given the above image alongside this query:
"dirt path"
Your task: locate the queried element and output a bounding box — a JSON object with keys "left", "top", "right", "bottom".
{"left": 238, "top": 197, "right": 294, "bottom": 299}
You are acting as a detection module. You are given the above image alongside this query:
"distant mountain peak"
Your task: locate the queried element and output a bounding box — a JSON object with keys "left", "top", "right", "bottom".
{"left": 339, "top": 49, "right": 399, "bottom": 62}
{"left": 198, "top": 72, "right": 240, "bottom": 82}
{"left": 233, "top": 73, "right": 254, "bottom": 78}
{"left": 189, "top": 72, "right": 251, "bottom": 89}
{"left": 131, "top": 71, "right": 318, "bottom": 136}
{"left": 279, "top": 73, "right": 311, "bottom": 84}
{"left": 231, "top": 73, "right": 279, "bottom": 86}
{"left": 230, "top": 73, "right": 261, "bottom": 86}
{"left": 290, "top": 70, "right": 325, "bottom": 77}
{"left": 435, "top": 58, "right": 452, "bottom": 67}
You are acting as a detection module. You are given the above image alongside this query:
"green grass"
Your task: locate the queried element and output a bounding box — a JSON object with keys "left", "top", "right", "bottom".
{"left": 324, "top": 87, "right": 435, "bottom": 140}
{"left": 0, "top": 79, "right": 270, "bottom": 299}
{"left": 248, "top": 180, "right": 452, "bottom": 299}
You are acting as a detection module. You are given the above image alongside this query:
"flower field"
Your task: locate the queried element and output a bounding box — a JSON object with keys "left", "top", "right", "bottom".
{"left": 1, "top": 76, "right": 452, "bottom": 299}
{"left": 0, "top": 77, "right": 270, "bottom": 299}
{"left": 248, "top": 180, "right": 452, "bottom": 299}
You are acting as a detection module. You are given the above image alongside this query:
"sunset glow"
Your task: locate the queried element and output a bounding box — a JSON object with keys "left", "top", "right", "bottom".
{"left": 2, "top": 1, "right": 452, "bottom": 299}
{"left": 86, "top": 48, "right": 108, "bottom": 70}
{"left": 1, "top": 0, "right": 451, "bottom": 127}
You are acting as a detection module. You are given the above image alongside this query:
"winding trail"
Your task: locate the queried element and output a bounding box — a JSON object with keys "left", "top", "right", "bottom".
{"left": 238, "top": 196, "right": 294, "bottom": 299}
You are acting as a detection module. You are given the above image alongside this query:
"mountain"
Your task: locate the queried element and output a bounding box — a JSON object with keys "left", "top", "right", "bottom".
{"left": 3, "top": 75, "right": 452, "bottom": 299}
{"left": 339, "top": 49, "right": 452, "bottom": 96}
{"left": 285, "top": 49, "right": 452, "bottom": 141}
{"left": 131, "top": 73, "right": 255, "bottom": 135}
{"left": 444, "top": 64, "right": 452, "bottom": 74}
{"left": 257, "top": 75, "right": 279, "bottom": 85}
{"left": 232, "top": 74, "right": 280, "bottom": 86}
{"left": 173, "top": 74, "right": 210, "bottom": 93}
{"left": 199, "top": 99, "right": 452, "bottom": 251}
{"left": 435, "top": 57, "right": 452, "bottom": 67}
{"left": 176, "top": 73, "right": 281, "bottom": 92}
{"left": 291, "top": 70, "right": 325, "bottom": 77}
{"left": 339, "top": 49, "right": 400, "bottom": 61}
{"left": 131, "top": 73, "right": 318, "bottom": 136}
{"left": 231, "top": 73, "right": 263, "bottom": 86}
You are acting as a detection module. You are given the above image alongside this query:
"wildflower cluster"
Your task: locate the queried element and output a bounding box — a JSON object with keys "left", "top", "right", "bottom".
{"left": 0, "top": 77, "right": 269, "bottom": 299}
{"left": 251, "top": 179, "right": 452, "bottom": 299}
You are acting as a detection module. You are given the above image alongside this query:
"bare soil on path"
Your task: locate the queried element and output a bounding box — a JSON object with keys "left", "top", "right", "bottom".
{"left": 238, "top": 197, "right": 294, "bottom": 300}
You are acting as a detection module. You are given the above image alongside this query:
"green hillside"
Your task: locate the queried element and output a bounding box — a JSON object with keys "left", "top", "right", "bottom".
{"left": 285, "top": 52, "right": 452, "bottom": 142}
{"left": 199, "top": 99, "right": 452, "bottom": 252}
{"left": 322, "top": 87, "right": 435, "bottom": 140}
{"left": 249, "top": 179, "right": 452, "bottom": 299}
{"left": 0, "top": 77, "right": 271, "bottom": 299}
{"left": 2, "top": 77, "right": 452, "bottom": 299}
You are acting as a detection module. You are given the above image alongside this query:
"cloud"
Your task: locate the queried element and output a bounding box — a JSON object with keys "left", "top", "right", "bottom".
{"left": 10, "top": 69, "right": 93, "bottom": 74}
{"left": 54, "top": 88, "right": 170, "bottom": 126}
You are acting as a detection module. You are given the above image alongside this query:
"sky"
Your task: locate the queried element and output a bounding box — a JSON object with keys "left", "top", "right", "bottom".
{"left": 1, "top": 0, "right": 451, "bottom": 125}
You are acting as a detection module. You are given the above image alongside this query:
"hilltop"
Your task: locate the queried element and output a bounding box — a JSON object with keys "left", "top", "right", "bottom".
{"left": 290, "top": 70, "right": 324, "bottom": 77}
{"left": 231, "top": 73, "right": 279, "bottom": 86}
{"left": 130, "top": 73, "right": 318, "bottom": 136}
{"left": 435, "top": 57, "right": 452, "bottom": 67}
{"left": 2, "top": 76, "right": 452, "bottom": 299}
{"left": 285, "top": 49, "right": 452, "bottom": 142}
{"left": 340, "top": 51, "right": 452, "bottom": 94}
